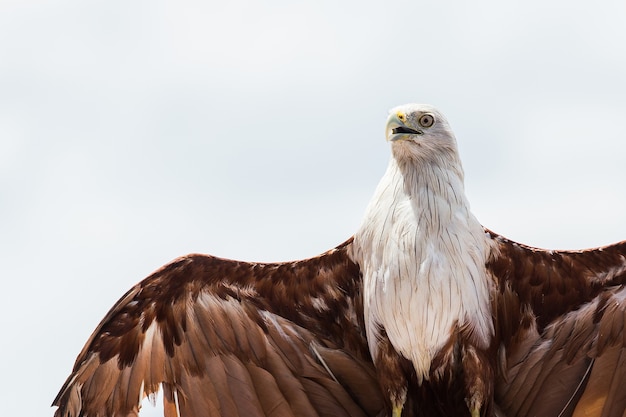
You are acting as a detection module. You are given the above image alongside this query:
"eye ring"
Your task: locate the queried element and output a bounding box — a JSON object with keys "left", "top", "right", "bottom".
{"left": 418, "top": 113, "right": 435, "bottom": 128}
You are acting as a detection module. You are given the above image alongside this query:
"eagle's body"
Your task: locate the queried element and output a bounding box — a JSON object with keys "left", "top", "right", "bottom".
{"left": 53, "top": 104, "right": 626, "bottom": 417}
{"left": 352, "top": 106, "right": 496, "bottom": 414}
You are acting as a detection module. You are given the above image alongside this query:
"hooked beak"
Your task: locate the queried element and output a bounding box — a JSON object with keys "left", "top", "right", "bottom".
{"left": 385, "top": 112, "right": 422, "bottom": 142}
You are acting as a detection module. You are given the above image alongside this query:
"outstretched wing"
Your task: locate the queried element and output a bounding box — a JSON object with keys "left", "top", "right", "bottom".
{"left": 487, "top": 231, "right": 626, "bottom": 417}
{"left": 52, "top": 238, "right": 385, "bottom": 417}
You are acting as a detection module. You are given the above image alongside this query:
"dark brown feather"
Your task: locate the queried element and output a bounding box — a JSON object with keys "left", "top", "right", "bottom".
{"left": 488, "top": 230, "right": 626, "bottom": 417}
{"left": 53, "top": 225, "right": 626, "bottom": 417}
{"left": 52, "top": 239, "right": 383, "bottom": 417}
{"left": 310, "top": 344, "right": 385, "bottom": 415}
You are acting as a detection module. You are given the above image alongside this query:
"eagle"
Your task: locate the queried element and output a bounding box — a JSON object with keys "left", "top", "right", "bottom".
{"left": 53, "top": 104, "right": 626, "bottom": 417}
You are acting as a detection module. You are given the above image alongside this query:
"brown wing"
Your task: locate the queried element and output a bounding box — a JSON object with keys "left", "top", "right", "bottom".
{"left": 52, "top": 238, "right": 385, "bottom": 417}
{"left": 487, "top": 230, "right": 626, "bottom": 417}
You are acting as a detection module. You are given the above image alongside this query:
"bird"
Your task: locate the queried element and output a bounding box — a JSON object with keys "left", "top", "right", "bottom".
{"left": 52, "top": 104, "right": 626, "bottom": 417}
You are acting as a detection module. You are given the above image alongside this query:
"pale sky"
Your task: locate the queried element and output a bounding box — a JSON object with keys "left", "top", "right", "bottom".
{"left": 2, "top": 1, "right": 626, "bottom": 416}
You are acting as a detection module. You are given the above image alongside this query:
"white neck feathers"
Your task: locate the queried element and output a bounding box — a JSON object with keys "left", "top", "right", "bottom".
{"left": 351, "top": 154, "right": 494, "bottom": 382}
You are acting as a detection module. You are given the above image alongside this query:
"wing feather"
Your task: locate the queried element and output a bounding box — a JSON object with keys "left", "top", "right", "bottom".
{"left": 52, "top": 239, "right": 381, "bottom": 417}
{"left": 245, "top": 363, "right": 294, "bottom": 417}
{"left": 488, "top": 231, "right": 626, "bottom": 417}
{"left": 601, "top": 348, "right": 626, "bottom": 417}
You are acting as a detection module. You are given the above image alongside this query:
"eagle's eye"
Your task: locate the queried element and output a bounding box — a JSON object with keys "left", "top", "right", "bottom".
{"left": 418, "top": 114, "right": 435, "bottom": 128}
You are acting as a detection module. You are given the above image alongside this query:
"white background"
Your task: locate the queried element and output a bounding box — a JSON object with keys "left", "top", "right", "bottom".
{"left": 1, "top": 1, "right": 625, "bottom": 416}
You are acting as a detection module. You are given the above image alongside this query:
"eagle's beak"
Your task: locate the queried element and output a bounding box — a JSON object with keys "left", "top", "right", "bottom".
{"left": 385, "top": 111, "right": 421, "bottom": 142}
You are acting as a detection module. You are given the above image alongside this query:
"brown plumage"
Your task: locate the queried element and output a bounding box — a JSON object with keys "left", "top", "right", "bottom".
{"left": 52, "top": 233, "right": 626, "bottom": 417}
{"left": 53, "top": 104, "right": 626, "bottom": 417}
{"left": 54, "top": 240, "right": 384, "bottom": 417}
{"left": 488, "top": 232, "right": 626, "bottom": 417}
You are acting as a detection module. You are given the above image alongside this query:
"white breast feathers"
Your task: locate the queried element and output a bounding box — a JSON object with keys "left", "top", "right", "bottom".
{"left": 351, "top": 157, "right": 494, "bottom": 383}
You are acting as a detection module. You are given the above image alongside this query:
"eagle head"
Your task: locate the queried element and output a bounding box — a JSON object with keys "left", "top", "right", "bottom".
{"left": 385, "top": 103, "right": 460, "bottom": 166}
